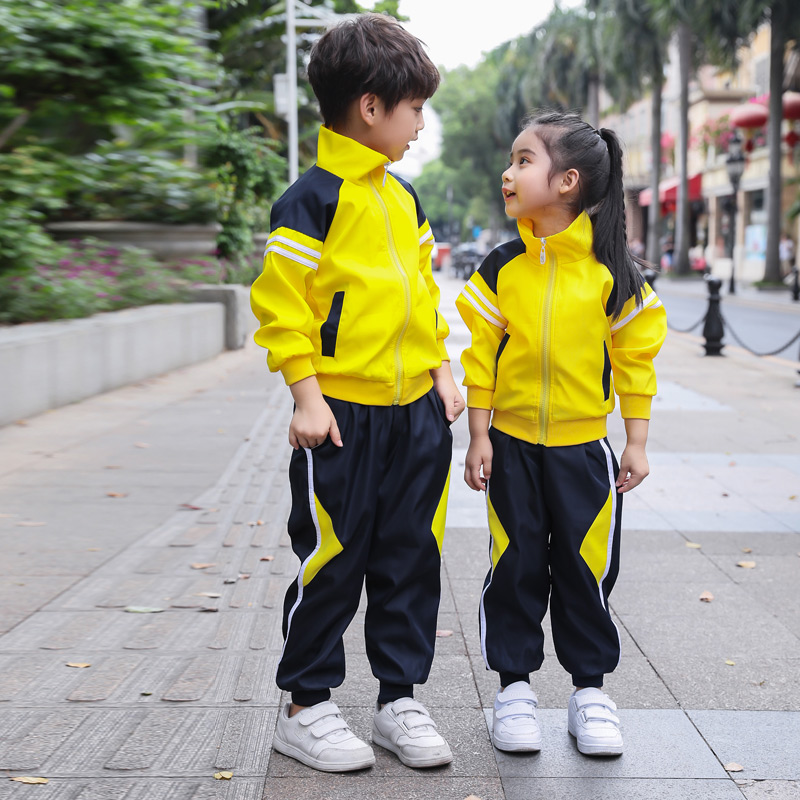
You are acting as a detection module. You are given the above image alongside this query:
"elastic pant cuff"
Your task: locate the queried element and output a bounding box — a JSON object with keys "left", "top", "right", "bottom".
{"left": 499, "top": 671, "right": 530, "bottom": 688}
{"left": 572, "top": 675, "right": 604, "bottom": 689}
{"left": 378, "top": 683, "right": 414, "bottom": 704}
{"left": 291, "top": 689, "right": 331, "bottom": 707}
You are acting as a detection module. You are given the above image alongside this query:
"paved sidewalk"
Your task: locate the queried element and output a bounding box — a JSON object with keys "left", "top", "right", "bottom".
{"left": 0, "top": 274, "right": 798, "bottom": 799}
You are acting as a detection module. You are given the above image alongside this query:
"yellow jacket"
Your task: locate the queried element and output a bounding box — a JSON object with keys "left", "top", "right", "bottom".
{"left": 250, "top": 126, "right": 449, "bottom": 406}
{"left": 456, "top": 213, "right": 667, "bottom": 447}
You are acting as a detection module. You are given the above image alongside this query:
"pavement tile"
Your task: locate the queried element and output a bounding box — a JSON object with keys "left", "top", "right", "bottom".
{"left": 739, "top": 780, "right": 800, "bottom": 799}
{"left": 687, "top": 710, "right": 800, "bottom": 780}
{"left": 486, "top": 709, "right": 728, "bottom": 779}
{"left": 259, "top": 776, "right": 505, "bottom": 799}
{"left": 504, "top": 777, "right": 743, "bottom": 799}
{"left": 646, "top": 657, "right": 800, "bottom": 711}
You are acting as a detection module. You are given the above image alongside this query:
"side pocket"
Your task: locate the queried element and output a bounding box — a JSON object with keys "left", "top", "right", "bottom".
{"left": 320, "top": 291, "right": 345, "bottom": 358}
{"left": 602, "top": 341, "right": 612, "bottom": 401}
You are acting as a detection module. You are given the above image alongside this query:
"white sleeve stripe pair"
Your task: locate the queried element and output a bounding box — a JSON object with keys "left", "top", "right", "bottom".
{"left": 265, "top": 244, "right": 318, "bottom": 271}
{"left": 609, "top": 290, "right": 659, "bottom": 333}
{"left": 266, "top": 233, "right": 322, "bottom": 259}
{"left": 460, "top": 285, "right": 506, "bottom": 329}
{"left": 419, "top": 229, "right": 434, "bottom": 245}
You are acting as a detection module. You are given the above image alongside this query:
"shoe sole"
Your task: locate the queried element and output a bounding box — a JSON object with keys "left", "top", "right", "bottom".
{"left": 273, "top": 733, "right": 376, "bottom": 772}
{"left": 371, "top": 732, "right": 453, "bottom": 768}
{"left": 568, "top": 725, "right": 623, "bottom": 757}
{"left": 491, "top": 734, "right": 542, "bottom": 753}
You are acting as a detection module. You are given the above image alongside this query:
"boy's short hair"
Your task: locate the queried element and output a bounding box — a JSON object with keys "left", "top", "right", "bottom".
{"left": 308, "top": 13, "right": 440, "bottom": 128}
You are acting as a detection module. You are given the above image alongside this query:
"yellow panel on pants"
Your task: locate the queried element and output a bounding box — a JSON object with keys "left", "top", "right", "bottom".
{"left": 430, "top": 466, "right": 451, "bottom": 555}
{"left": 487, "top": 492, "right": 510, "bottom": 571}
{"left": 303, "top": 493, "right": 343, "bottom": 586}
{"left": 579, "top": 488, "right": 614, "bottom": 586}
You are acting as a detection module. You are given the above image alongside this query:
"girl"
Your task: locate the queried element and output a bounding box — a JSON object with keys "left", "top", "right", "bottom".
{"left": 456, "top": 110, "right": 667, "bottom": 757}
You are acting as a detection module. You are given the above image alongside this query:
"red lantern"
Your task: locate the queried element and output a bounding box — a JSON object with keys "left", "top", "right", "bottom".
{"left": 786, "top": 129, "right": 800, "bottom": 150}
{"left": 783, "top": 91, "right": 800, "bottom": 121}
{"left": 730, "top": 102, "right": 768, "bottom": 129}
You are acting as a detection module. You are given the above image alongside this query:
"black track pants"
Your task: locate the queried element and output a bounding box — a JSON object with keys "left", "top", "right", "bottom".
{"left": 277, "top": 389, "right": 452, "bottom": 706}
{"left": 480, "top": 427, "right": 623, "bottom": 688}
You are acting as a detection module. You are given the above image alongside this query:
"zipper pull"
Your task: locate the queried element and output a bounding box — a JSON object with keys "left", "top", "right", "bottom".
{"left": 383, "top": 163, "right": 390, "bottom": 187}
{"left": 540, "top": 238, "right": 546, "bottom": 265}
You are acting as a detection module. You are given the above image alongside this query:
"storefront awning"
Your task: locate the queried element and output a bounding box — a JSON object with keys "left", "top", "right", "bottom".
{"left": 639, "top": 173, "right": 702, "bottom": 207}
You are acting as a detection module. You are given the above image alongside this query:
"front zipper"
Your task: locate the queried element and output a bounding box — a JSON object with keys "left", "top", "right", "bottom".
{"left": 537, "top": 239, "right": 557, "bottom": 444}
{"left": 369, "top": 172, "right": 410, "bottom": 404}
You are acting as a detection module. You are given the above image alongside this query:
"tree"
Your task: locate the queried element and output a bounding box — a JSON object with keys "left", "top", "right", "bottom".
{"left": 697, "top": 0, "right": 800, "bottom": 283}
{"left": 601, "top": 0, "right": 669, "bottom": 265}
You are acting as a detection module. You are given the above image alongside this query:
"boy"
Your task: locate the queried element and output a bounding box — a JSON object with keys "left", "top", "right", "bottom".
{"left": 250, "top": 13, "right": 463, "bottom": 773}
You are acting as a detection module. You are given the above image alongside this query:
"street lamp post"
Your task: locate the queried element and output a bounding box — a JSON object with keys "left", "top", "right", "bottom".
{"left": 725, "top": 131, "right": 746, "bottom": 295}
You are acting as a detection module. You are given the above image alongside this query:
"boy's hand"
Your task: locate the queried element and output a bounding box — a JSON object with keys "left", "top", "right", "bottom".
{"left": 288, "top": 376, "right": 343, "bottom": 450}
{"left": 465, "top": 434, "right": 492, "bottom": 492}
{"left": 616, "top": 443, "right": 649, "bottom": 493}
{"left": 431, "top": 362, "right": 465, "bottom": 423}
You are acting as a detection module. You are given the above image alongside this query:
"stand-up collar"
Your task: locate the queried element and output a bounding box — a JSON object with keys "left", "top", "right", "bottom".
{"left": 316, "top": 126, "right": 391, "bottom": 183}
{"left": 517, "top": 212, "right": 595, "bottom": 265}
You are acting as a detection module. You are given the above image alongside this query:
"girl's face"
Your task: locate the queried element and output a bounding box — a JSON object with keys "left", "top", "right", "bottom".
{"left": 501, "top": 128, "right": 570, "bottom": 221}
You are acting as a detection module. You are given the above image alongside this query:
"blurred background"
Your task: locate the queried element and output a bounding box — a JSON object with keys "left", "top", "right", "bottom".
{"left": 1, "top": 0, "right": 799, "bottom": 329}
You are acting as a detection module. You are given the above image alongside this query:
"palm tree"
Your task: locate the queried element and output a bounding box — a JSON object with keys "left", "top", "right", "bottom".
{"left": 602, "top": 0, "right": 669, "bottom": 265}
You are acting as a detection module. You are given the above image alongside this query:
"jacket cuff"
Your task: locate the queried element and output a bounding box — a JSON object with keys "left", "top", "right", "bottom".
{"left": 619, "top": 394, "right": 652, "bottom": 419}
{"left": 281, "top": 356, "right": 316, "bottom": 386}
{"left": 437, "top": 338, "right": 449, "bottom": 361}
{"left": 467, "top": 386, "right": 494, "bottom": 410}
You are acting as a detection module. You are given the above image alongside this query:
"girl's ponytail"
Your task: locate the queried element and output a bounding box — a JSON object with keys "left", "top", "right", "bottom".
{"left": 591, "top": 129, "right": 643, "bottom": 318}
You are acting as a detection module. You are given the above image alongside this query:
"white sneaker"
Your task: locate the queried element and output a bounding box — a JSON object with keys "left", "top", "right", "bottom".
{"left": 273, "top": 701, "right": 376, "bottom": 772}
{"left": 491, "top": 681, "right": 542, "bottom": 752}
{"left": 568, "top": 688, "right": 623, "bottom": 756}
{"left": 372, "top": 698, "right": 453, "bottom": 768}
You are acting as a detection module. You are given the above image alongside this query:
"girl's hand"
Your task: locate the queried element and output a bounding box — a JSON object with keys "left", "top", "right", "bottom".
{"left": 431, "top": 361, "right": 465, "bottom": 422}
{"left": 616, "top": 443, "right": 649, "bottom": 493}
{"left": 465, "top": 434, "right": 493, "bottom": 491}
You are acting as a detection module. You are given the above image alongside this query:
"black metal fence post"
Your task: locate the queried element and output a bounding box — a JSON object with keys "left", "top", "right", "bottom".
{"left": 702, "top": 276, "right": 725, "bottom": 356}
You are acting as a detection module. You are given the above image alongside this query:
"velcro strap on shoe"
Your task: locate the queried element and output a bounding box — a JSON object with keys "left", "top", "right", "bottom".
{"left": 496, "top": 699, "right": 537, "bottom": 720}
{"left": 310, "top": 715, "right": 350, "bottom": 738}
{"left": 299, "top": 700, "right": 342, "bottom": 726}
{"left": 576, "top": 689, "right": 617, "bottom": 711}
{"left": 580, "top": 706, "right": 620, "bottom": 726}
{"left": 390, "top": 698, "right": 428, "bottom": 716}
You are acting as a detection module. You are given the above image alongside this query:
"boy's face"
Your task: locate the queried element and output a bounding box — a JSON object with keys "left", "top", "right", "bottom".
{"left": 364, "top": 97, "right": 427, "bottom": 163}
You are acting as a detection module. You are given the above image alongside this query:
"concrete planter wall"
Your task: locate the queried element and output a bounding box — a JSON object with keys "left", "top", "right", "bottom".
{"left": 46, "top": 221, "right": 221, "bottom": 261}
{"left": 0, "top": 303, "right": 225, "bottom": 427}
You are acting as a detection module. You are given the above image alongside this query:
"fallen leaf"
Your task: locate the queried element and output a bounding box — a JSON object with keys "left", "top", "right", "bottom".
{"left": 737, "top": 561, "right": 756, "bottom": 569}
{"left": 725, "top": 660, "right": 736, "bottom": 666}
{"left": 685, "top": 542, "right": 702, "bottom": 549}
{"left": 721, "top": 492, "right": 729, "bottom": 497}
{"left": 66, "top": 663, "right": 91, "bottom": 669}
{"left": 134, "top": 442, "right": 150, "bottom": 448}
{"left": 17, "top": 521, "right": 45, "bottom": 527}
{"left": 104, "top": 465, "right": 121, "bottom": 469}
{"left": 699, "top": 591, "right": 714, "bottom": 603}
{"left": 260, "top": 555, "right": 275, "bottom": 562}
{"left": 194, "top": 592, "right": 221, "bottom": 598}
{"left": 106, "top": 491, "right": 128, "bottom": 498}
{"left": 141, "top": 692, "right": 153, "bottom": 696}
{"left": 728, "top": 461, "right": 737, "bottom": 467}
{"left": 436, "top": 630, "right": 453, "bottom": 638}
{"left": 217, "top": 428, "right": 226, "bottom": 434}
{"left": 741, "top": 547, "right": 752, "bottom": 554}
{"left": 87, "top": 548, "right": 101, "bottom": 552}
{"left": 238, "top": 573, "right": 251, "bottom": 580}
{"left": 10, "top": 777, "right": 48, "bottom": 784}
{"left": 725, "top": 762, "right": 744, "bottom": 772}
{"left": 789, "top": 495, "right": 797, "bottom": 501}
{"left": 464, "top": 796, "right": 482, "bottom": 800}
{"left": 199, "top": 607, "right": 219, "bottom": 613}
{"left": 124, "top": 606, "right": 164, "bottom": 613}
{"left": 190, "top": 563, "right": 216, "bottom": 570}
{"left": 180, "top": 503, "right": 204, "bottom": 510}
{"left": 223, "top": 578, "right": 237, "bottom": 584}
{"left": 214, "top": 771, "right": 233, "bottom": 780}
{"left": 0, "top": 513, "right": 15, "bottom": 518}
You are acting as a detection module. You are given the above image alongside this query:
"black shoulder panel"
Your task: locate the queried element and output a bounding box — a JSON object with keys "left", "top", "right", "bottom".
{"left": 392, "top": 174, "right": 427, "bottom": 228}
{"left": 476, "top": 238, "right": 526, "bottom": 294}
{"left": 269, "top": 166, "right": 343, "bottom": 242}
